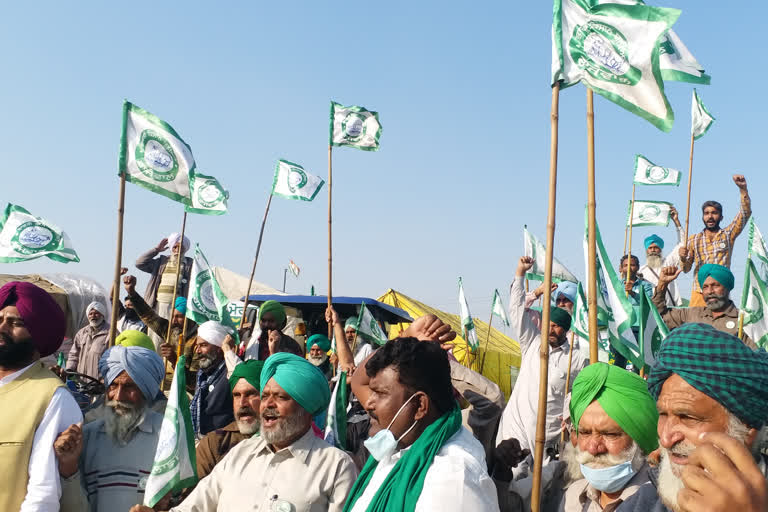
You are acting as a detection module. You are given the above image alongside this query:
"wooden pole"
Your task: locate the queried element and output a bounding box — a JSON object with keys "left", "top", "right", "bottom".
{"left": 586, "top": 89, "right": 599, "bottom": 365}
{"left": 107, "top": 174, "right": 127, "bottom": 346}
{"left": 239, "top": 193, "right": 274, "bottom": 332}
{"left": 683, "top": 135, "right": 695, "bottom": 243}
{"left": 479, "top": 310, "right": 494, "bottom": 374}
{"left": 327, "top": 144, "right": 334, "bottom": 339}
{"left": 622, "top": 224, "right": 629, "bottom": 256}
{"left": 560, "top": 331, "right": 576, "bottom": 444}
{"left": 626, "top": 184, "right": 636, "bottom": 296}
{"left": 164, "top": 211, "right": 188, "bottom": 345}
{"left": 531, "top": 83, "right": 560, "bottom": 512}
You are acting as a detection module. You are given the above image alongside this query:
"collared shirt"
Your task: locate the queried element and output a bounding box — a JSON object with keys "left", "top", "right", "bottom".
{"left": 496, "top": 277, "right": 588, "bottom": 453}
{"left": 683, "top": 192, "right": 751, "bottom": 292}
{"left": 172, "top": 427, "right": 357, "bottom": 512}
{"left": 65, "top": 323, "right": 110, "bottom": 378}
{"left": 350, "top": 427, "right": 499, "bottom": 512}
{"left": 638, "top": 225, "right": 685, "bottom": 307}
{"left": 561, "top": 463, "right": 650, "bottom": 511}
{"left": 0, "top": 362, "right": 83, "bottom": 512}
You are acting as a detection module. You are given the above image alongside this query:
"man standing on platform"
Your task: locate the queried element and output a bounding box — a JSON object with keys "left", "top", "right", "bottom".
{"left": 66, "top": 301, "right": 109, "bottom": 379}
{"left": 638, "top": 206, "right": 684, "bottom": 307}
{"left": 679, "top": 175, "right": 751, "bottom": 307}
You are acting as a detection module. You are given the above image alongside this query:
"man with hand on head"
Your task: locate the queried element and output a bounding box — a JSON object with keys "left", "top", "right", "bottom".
{"left": 66, "top": 301, "right": 109, "bottom": 379}
{"left": 55, "top": 341, "right": 167, "bottom": 512}
{"left": 191, "top": 321, "right": 235, "bottom": 438}
{"left": 130, "top": 352, "right": 357, "bottom": 512}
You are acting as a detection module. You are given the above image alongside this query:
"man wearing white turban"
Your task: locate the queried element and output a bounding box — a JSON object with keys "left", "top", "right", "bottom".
{"left": 191, "top": 321, "right": 235, "bottom": 438}
{"left": 65, "top": 301, "right": 109, "bottom": 379}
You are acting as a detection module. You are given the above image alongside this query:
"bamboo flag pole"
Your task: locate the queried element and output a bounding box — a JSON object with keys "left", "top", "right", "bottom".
{"left": 239, "top": 193, "right": 274, "bottom": 333}
{"left": 107, "top": 174, "right": 127, "bottom": 346}
{"left": 622, "top": 225, "right": 629, "bottom": 255}
{"left": 479, "top": 309, "right": 494, "bottom": 374}
{"left": 586, "top": 88, "right": 599, "bottom": 365}
{"left": 165, "top": 211, "right": 188, "bottom": 345}
{"left": 626, "top": 184, "right": 636, "bottom": 296}
{"left": 560, "top": 330, "right": 576, "bottom": 444}
{"left": 327, "top": 144, "right": 334, "bottom": 339}
{"left": 683, "top": 135, "right": 695, "bottom": 244}
{"left": 531, "top": 82, "right": 560, "bottom": 512}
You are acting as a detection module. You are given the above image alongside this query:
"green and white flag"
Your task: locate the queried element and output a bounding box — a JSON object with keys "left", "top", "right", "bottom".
{"left": 118, "top": 101, "right": 195, "bottom": 204}
{"left": 748, "top": 219, "right": 768, "bottom": 282}
{"left": 691, "top": 89, "right": 715, "bottom": 140}
{"left": 523, "top": 226, "right": 579, "bottom": 284}
{"left": 741, "top": 259, "right": 768, "bottom": 350}
{"left": 588, "top": 0, "right": 710, "bottom": 84}
{"left": 491, "top": 289, "right": 510, "bottom": 327}
{"left": 271, "top": 159, "right": 325, "bottom": 202}
{"left": 186, "top": 171, "right": 229, "bottom": 215}
{"left": 627, "top": 200, "right": 672, "bottom": 227}
{"left": 572, "top": 282, "right": 591, "bottom": 340}
{"left": 330, "top": 101, "right": 382, "bottom": 151}
{"left": 356, "top": 302, "right": 388, "bottom": 346}
{"left": 552, "top": 0, "right": 680, "bottom": 131}
{"left": 458, "top": 278, "right": 479, "bottom": 352}
{"left": 143, "top": 354, "right": 197, "bottom": 507}
{"left": 633, "top": 155, "right": 680, "bottom": 186}
{"left": 323, "top": 371, "right": 349, "bottom": 450}
{"left": 186, "top": 244, "right": 239, "bottom": 341}
{"left": 0, "top": 203, "right": 79, "bottom": 263}
{"left": 637, "top": 286, "right": 668, "bottom": 366}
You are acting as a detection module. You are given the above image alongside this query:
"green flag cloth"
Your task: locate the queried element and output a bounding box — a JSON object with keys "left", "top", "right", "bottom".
{"left": 324, "top": 372, "right": 349, "bottom": 450}
{"left": 748, "top": 218, "right": 768, "bottom": 282}
{"left": 260, "top": 353, "right": 330, "bottom": 415}
{"left": 271, "top": 159, "right": 325, "bottom": 201}
{"left": 119, "top": 101, "right": 195, "bottom": 204}
{"left": 552, "top": 0, "right": 680, "bottom": 132}
{"left": 741, "top": 259, "right": 768, "bottom": 350}
{"left": 0, "top": 203, "right": 79, "bottom": 263}
{"left": 637, "top": 286, "right": 668, "bottom": 366}
{"left": 570, "top": 362, "right": 659, "bottom": 454}
{"left": 491, "top": 289, "right": 510, "bottom": 327}
{"left": 228, "top": 360, "right": 265, "bottom": 392}
{"left": 523, "top": 226, "right": 579, "bottom": 283}
{"left": 458, "top": 278, "right": 479, "bottom": 352}
{"left": 627, "top": 200, "right": 672, "bottom": 227}
{"left": 343, "top": 406, "right": 462, "bottom": 512}
{"left": 633, "top": 155, "right": 680, "bottom": 186}
{"left": 143, "top": 355, "right": 198, "bottom": 507}
{"left": 691, "top": 89, "right": 715, "bottom": 140}
{"left": 186, "top": 244, "right": 239, "bottom": 342}
{"left": 330, "top": 101, "right": 382, "bottom": 151}
{"left": 186, "top": 171, "right": 229, "bottom": 215}
{"left": 357, "top": 302, "right": 389, "bottom": 346}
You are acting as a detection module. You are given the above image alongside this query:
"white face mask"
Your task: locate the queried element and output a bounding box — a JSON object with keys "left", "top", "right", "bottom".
{"left": 363, "top": 393, "right": 420, "bottom": 461}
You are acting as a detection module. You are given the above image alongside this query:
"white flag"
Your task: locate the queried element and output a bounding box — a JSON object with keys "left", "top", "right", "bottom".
{"left": 627, "top": 200, "right": 672, "bottom": 227}
{"left": 749, "top": 219, "right": 768, "bottom": 282}
{"left": 741, "top": 259, "right": 768, "bottom": 350}
{"left": 324, "top": 372, "right": 349, "bottom": 449}
{"left": 458, "top": 278, "right": 479, "bottom": 352}
{"left": 524, "top": 226, "right": 579, "bottom": 283}
{"left": 633, "top": 155, "right": 680, "bottom": 186}
{"left": 289, "top": 260, "right": 300, "bottom": 277}
{"left": 638, "top": 286, "right": 668, "bottom": 366}
{"left": 692, "top": 89, "right": 715, "bottom": 140}
{"left": 119, "top": 101, "right": 195, "bottom": 204}
{"left": 143, "top": 355, "right": 197, "bottom": 507}
{"left": 330, "top": 101, "right": 382, "bottom": 151}
{"left": 271, "top": 159, "right": 325, "bottom": 202}
{"left": 186, "top": 244, "right": 239, "bottom": 339}
{"left": 552, "top": 0, "right": 680, "bottom": 131}
{"left": 186, "top": 171, "right": 229, "bottom": 215}
{"left": 356, "top": 302, "right": 388, "bottom": 346}
{"left": 491, "top": 289, "right": 510, "bottom": 327}
{"left": 0, "top": 204, "right": 79, "bottom": 263}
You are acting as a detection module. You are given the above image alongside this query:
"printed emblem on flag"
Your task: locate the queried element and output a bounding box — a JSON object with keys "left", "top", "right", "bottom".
{"left": 152, "top": 408, "right": 181, "bottom": 475}
{"left": 745, "top": 287, "right": 764, "bottom": 324}
{"left": 570, "top": 22, "right": 640, "bottom": 86}
{"left": 638, "top": 204, "right": 661, "bottom": 222}
{"left": 11, "top": 222, "right": 59, "bottom": 255}
{"left": 192, "top": 271, "right": 217, "bottom": 317}
{"left": 342, "top": 113, "right": 366, "bottom": 141}
{"left": 645, "top": 166, "right": 669, "bottom": 183}
{"left": 135, "top": 130, "right": 179, "bottom": 183}
{"left": 197, "top": 180, "right": 225, "bottom": 208}
{"left": 287, "top": 166, "right": 308, "bottom": 194}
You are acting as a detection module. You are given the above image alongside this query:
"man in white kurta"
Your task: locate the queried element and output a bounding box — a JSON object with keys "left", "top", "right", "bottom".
{"left": 637, "top": 206, "right": 685, "bottom": 307}
{"left": 495, "top": 257, "right": 587, "bottom": 460}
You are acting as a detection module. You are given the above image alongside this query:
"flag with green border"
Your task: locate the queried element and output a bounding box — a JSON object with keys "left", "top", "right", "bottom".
{"left": 458, "top": 278, "right": 479, "bottom": 352}
{"left": 748, "top": 219, "right": 768, "bottom": 282}
{"left": 0, "top": 203, "right": 79, "bottom": 263}
{"left": 330, "top": 101, "right": 382, "bottom": 151}
{"left": 741, "top": 259, "right": 768, "bottom": 350}
{"left": 524, "top": 226, "right": 579, "bottom": 284}
{"left": 323, "top": 372, "right": 348, "bottom": 450}
{"left": 633, "top": 155, "right": 680, "bottom": 186}
{"left": 491, "top": 289, "right": 510, "bottom": 327}
{"left": 356, "top": 302, "right": 388, "bottom": 346}
{"left": 692, "top": 89, "right": 715, "bottom": 140}
{"left": 186, "top": 171, "right": 229, "bottom": 215}
{"left": 186, "top": 244, "right": 239, "bottom": 341}
{"left": 271, "top": 159, "right": 324, "bottom": 201}
{"left": 627, "top": 200, "right": 672, "bottom": 227}
{"left": 118, "top": 101, "right": 195, "bottom": 204}
{"left": 637, "top": 286, "right": 668, "bottom": 366}
{"left": 552, "top": 0, "right": 680, "bottom": 131}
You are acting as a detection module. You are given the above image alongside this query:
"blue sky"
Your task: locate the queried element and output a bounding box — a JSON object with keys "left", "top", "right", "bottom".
{"left": 1, "top": 1, "right": 764, "bottom": 331}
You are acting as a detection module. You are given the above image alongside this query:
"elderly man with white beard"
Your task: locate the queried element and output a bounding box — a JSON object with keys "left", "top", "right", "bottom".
{"left": 306, "top": 333, "right": 333, "bottom": 379}
{"left": 559, "top": 363, "right": 659, "bottom": 511}
{"left": 66, "top": 301, "right": 110, "bottom": 379}
{"left": 54, "top": 340, "right": 167, "bottom": 512}
{"left": 616, "top": 323, "right": 768, "bottom": 512}
{"left": 638, "top": 207, "right": 684, "bottom": 308}
{"left": 191, "top": 321, "right": 235, "bottom": 438}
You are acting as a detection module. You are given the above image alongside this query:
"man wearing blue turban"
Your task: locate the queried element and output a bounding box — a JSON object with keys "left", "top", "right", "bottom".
{"left": 638, "top": 205, "right": 685, "bottom": 307}
{"left": 55, "top": 345, "right": 170, "bottom": 512}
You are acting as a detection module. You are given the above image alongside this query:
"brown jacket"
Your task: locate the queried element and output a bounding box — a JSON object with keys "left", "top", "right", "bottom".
{"left": 135, "top": 247, "right": 193, "bottom": 309}
{"left": 195, "top": 421, "right": 249, "bottom": 479}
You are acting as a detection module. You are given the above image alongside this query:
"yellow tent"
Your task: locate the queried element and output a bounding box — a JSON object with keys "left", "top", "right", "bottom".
{"left": 377, "top": 289, "right": 521, "bottom": 399}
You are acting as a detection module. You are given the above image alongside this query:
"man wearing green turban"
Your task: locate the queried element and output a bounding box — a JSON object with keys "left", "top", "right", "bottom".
{"left": 306, "top": 334, "right": 332, "bottom": 379}
{"left": 243, "top": 300, "right": 302, "bottom": 361}
{"left": 115, "top": 330, "right": 156, "bottom": 352}
{"left": 562, "top": 362, "right": 658, "bottom": 510}
{"left": 652, "top": 262, "right": 756, "bottom": 347}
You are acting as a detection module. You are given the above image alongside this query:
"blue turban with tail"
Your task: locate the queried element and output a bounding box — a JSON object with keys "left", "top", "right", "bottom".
{"left": 99, "top": 345, "right": 165, "bottom": 402}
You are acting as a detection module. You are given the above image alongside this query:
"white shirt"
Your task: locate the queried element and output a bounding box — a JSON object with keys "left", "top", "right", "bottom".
{"left": 350, "top": 427, "right": 500, "bottom": 512}
{"left": 496, "top": 277, "right": 587, "bottom": 453}
{"left": 0, "top": 362, "right": 83, "bottom": 512}
{"left": 639, "top": 225, "right": 685, "bottom": 307}
{"left": 353, "top": 342, "right": 374, "bottom": 367}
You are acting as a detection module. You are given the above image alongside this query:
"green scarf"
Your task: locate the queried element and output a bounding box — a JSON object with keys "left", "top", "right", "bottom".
{"left": 343, "top": 404, "right": 462, "bottom": 512}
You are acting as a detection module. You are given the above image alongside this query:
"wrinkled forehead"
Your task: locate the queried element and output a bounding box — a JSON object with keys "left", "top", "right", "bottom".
{"left": 578, "top": 400, "right": 623, "bottom": 432}
{"left": 657, "top": 373, "right": 727, "bottom": 418}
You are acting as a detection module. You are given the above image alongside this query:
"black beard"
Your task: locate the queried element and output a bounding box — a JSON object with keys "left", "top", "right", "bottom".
{"left": 0, "top": 334, "right": 36, "bottom": 368}
{"left": 123, "top": 309, "right": 140, "bottom": 322}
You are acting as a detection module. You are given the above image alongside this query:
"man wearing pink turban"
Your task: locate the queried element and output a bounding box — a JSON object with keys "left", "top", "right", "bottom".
{"left": 0, "top": 281, "right": 82, "bottom": 511}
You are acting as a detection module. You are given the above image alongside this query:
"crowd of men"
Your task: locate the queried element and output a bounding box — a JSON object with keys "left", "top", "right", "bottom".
{"left": 2, "top": 174, "right": 768, "bottom": 511}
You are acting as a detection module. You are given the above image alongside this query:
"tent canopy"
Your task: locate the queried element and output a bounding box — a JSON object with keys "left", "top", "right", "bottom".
{"left": 244, "top": 294, "right": 413, "bottom": 325}
{"left": 377, "top": 289, "right": 521, "bottom": 399}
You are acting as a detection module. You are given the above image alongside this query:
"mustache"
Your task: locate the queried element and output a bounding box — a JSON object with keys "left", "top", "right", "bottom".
{"left": 236, "top": 407, "right": 257, "bottom": 418}
{"left": 261, "top": 407, "right": 281, "bottom": 420}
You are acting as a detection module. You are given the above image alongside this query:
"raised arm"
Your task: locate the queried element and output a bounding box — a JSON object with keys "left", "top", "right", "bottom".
{"left": 653, "top": 267, "right": 688, "bottom": 328}
{"left": 509, "top": 256, "right": 542, "bottom": 349}
{"left": 123, "top": 274, "right": 168, "bottom": 338}
{"left": 727, "top": 174, "right": 751, "bottom": 241}
{"left": 326, "top": 306, "right": 354, "bottom": 373}
{"left": 135, "top": 238, "right": 167, "bottom": 274}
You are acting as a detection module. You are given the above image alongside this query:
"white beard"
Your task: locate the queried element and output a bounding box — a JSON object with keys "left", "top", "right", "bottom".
{"left": 646, "top": 254, "right": 663, "bottom": 269}
{"left": 104, "top": 400, "right": 147, "bottom": 446}
{"left": 309, "top": 354, "right": 328, "bottom": 367}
